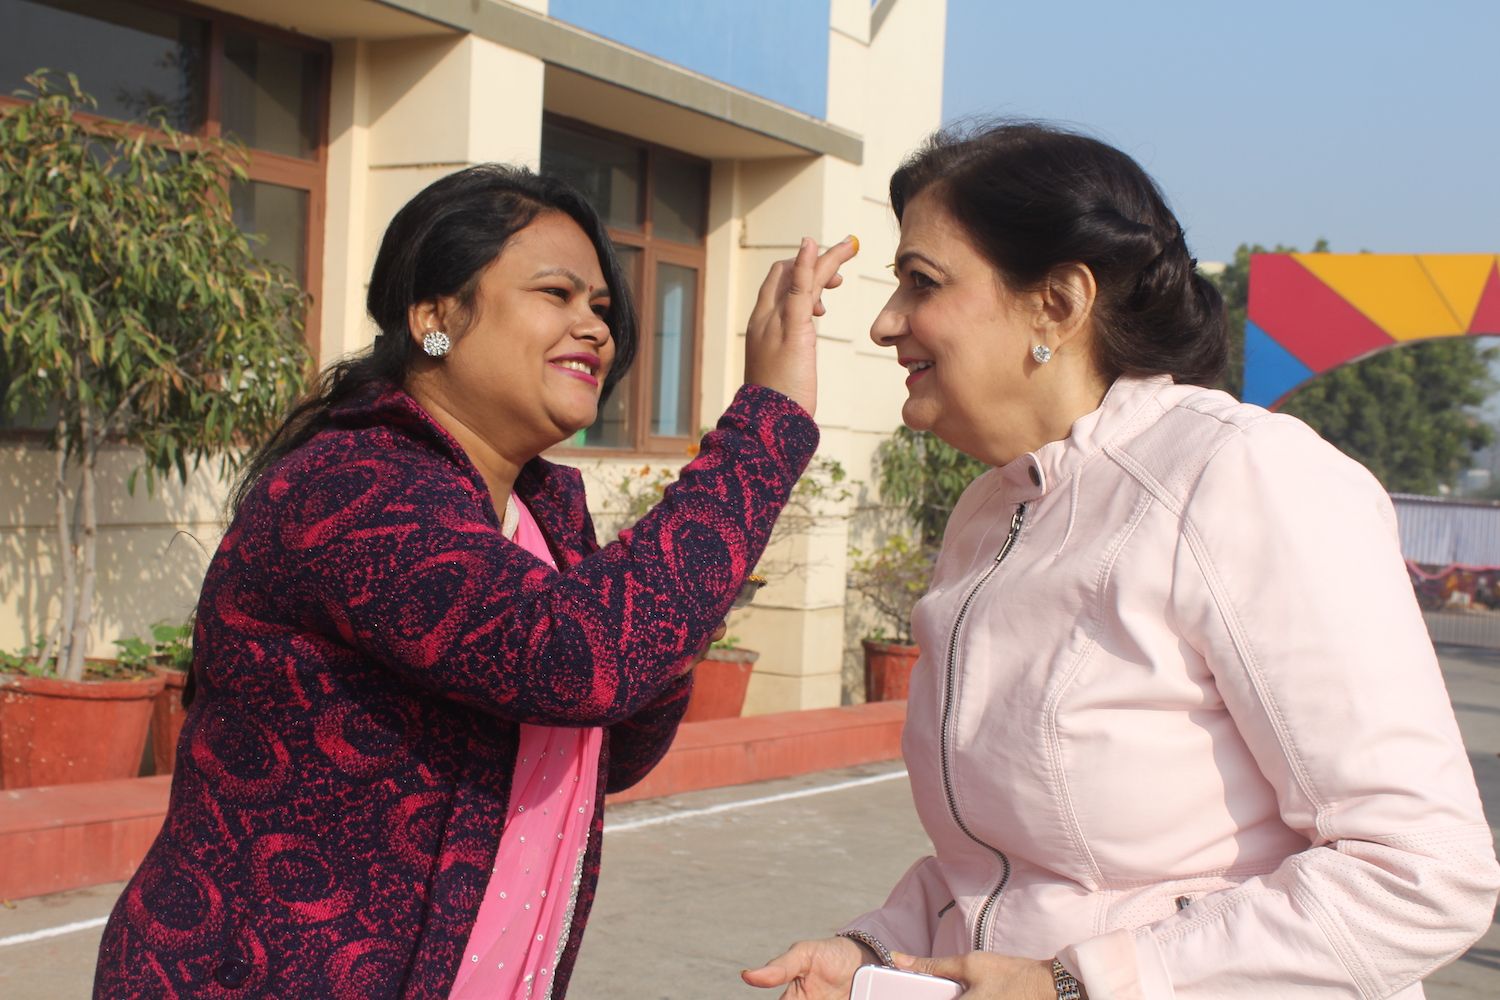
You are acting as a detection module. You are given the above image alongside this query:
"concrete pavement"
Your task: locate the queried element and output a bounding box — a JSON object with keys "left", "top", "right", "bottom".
{"left": 3, "top": 647, "right": 1497, "bottom": 998}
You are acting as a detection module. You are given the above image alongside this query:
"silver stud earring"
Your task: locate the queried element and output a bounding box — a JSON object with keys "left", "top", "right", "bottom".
{"left": 1031, "top": 343, "right": 1053, "bottom": 365}
{"left": 422, "top": 330, "right": 451, "bottom": 358}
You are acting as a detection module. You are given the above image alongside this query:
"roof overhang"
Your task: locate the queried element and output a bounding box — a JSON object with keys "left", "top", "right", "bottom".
{"left": 379, "top": 0, "right": 862, "bottom": 163}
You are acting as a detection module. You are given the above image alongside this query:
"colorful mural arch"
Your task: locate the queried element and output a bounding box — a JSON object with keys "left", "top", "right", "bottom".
{"left": 1244, "top": 253, "right": 1500, "bottom": 408}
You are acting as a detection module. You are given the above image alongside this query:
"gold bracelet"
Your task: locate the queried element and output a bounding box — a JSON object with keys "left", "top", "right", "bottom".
{"left": 1052, "top": 958, "right": 1084, "bottom": 1000}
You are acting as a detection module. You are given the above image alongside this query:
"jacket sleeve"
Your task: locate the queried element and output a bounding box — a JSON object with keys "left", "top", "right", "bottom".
{"left": 561, "top": 485, "right": 695, "bottom": 794}
{"left": 839, "top": 855, "right": 953, "bottom": 958}
{"left": 259, "top": 384, "right": 817, "bottom": 728}
{"left": 603, "top": 672, "right": 693, "bottom": 793}
{"left": 1060, "top": 416, "right": 1500, "bottom": 1000}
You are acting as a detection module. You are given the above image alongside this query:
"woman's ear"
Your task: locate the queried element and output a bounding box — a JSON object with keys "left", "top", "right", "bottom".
{"left": 408, "top": 299, "right": 447, "bottom": 350}
{"left": 1037, "top": 262, "right": 1097, "bottom": 351}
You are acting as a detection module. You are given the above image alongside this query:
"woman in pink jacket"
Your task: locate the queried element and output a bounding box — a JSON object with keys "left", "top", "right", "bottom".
{"left": 745, "top": 123, "right": 1499, "bottom": 999}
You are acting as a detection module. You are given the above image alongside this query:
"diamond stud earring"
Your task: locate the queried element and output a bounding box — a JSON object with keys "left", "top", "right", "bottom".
{"left": 422, "top": 330, "right": 451, "bottom": 358}
{"left": 1031, "top": 343, "right": 1053, "bottom": 365}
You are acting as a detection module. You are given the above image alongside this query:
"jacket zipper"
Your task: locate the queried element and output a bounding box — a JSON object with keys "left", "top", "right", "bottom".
{"left": 940, "top": 502, "right": 1027, "bottom": 952}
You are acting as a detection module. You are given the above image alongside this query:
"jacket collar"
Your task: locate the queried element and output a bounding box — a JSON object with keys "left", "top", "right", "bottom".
{"left": 327, "top": 385, "right": 586, "bottom": 560}
{"left": 995, "top": 374, "right": 1175, "bottom": 500}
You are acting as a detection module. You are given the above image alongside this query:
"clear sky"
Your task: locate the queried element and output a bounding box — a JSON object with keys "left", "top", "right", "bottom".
{"left": 942, "top": 0, "right": 1500, "bottom": 266}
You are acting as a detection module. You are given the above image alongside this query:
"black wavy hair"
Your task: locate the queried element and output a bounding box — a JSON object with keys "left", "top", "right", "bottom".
{"left": 228, "top": 164, "right": 637, "bottom": 516}
{"left": 890, "top": 121, "right": 1226, "bottom": 385}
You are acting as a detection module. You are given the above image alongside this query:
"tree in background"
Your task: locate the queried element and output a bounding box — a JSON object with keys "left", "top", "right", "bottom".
{"left": 874, "top": 425, "right": 987, "bottom": 548}
{"left": 1208, "top": 243, "right": 1495, "bottom": 495}
{"left": 0, "top": 74, "right": 309, "bottom": 679}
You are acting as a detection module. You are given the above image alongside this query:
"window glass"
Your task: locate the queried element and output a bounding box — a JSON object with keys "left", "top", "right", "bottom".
{"left": 573, "top": 245, "right": 640, "bottom": 447}
{"left": 651, "top": 153, "right": 708, "bottom": 244}
{"left": 222, "top": 30, "right": 321, "bottom": 159}
{"left": 542, "top": 119, "right": 708, "bottom": 451}
{"left": 0, "top": 0, "right": 206, "bottom": 131}
{"left": 541, "top": 121, "right": 643, "bottom": 233}
{"left": 651, "top": 263, "right": 697, "bottom": 438}
{"left": 230, "top": 180, "right": 309, "bottom": 287}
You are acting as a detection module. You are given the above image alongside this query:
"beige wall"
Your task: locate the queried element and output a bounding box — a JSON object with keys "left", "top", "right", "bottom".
{"left": 0, "top": 446, "right": 228, "bottom": 655}
{"left": 323, "top": 33, "right": 546, "bottom": 361}
{"left": 0, "top": 0, "right": 947, "bottom": 715}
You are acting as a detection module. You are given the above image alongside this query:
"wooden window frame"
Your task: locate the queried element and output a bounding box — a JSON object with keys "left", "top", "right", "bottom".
{"left": 0, "top": 0, "right": 330, "bottom": 352}
{"left": 544, "top": 114, "right": 709, "bottom": 458}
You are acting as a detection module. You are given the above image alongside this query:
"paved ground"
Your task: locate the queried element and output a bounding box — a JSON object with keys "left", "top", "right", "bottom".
{"left": 3, "top": 646, "right": 1497, "bottom": 998}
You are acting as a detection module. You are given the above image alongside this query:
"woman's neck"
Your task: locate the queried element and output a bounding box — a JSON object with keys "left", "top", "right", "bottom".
{"left": 980, "top": 367, "right": 1111, "bottom": 467}
{"left": 405, "top": 381, "right": 521, "bottom": 516}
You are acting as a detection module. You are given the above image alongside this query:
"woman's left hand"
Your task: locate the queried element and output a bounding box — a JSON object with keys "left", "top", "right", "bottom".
{"left": 893, "top": 951, "right": 1055, "bottom": 1000}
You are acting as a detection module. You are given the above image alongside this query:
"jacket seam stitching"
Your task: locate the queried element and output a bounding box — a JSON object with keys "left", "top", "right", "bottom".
{"left": 1180, "top": 514, "right": 1328, "bottom": 829}
{"left": 1289, "top": 880, "right": 1381, "bottom": 999}
{"left": 1374, "top": 820, "right": 1492, "bottom": 848}
{"left": 1045, "top": 490, "right": 1155, "bottom": 890}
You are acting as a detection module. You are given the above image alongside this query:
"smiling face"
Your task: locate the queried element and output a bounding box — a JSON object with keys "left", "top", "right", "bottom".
{"left": 870, "top": 191, "right": 1060, "bottom": 466}
{"left": 408, "top": 211, "right": 615, "bottom": 468}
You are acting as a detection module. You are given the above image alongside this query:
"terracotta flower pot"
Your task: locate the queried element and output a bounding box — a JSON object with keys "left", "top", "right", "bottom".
{"left": 149, "top": 666, "right": 190, "bottom": 775}
{"left": 862, "top": 639, "right": 920, "bottom": 702}
{"left": 0, "top": 671, "right": 165, "bottom": 788}
{"left": 683, "top": 647, "right": 759, "bottom": 722}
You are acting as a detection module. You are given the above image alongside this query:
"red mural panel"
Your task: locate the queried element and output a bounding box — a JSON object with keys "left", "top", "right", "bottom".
{"left": 1247, "top": 255, "right": 1393, "bottom": 372}
{"left": 1469, "top": 263, "right": 1500, "bottom": 335}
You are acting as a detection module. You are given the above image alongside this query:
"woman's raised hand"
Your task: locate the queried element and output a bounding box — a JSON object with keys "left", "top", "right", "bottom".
{"left": 741, "top": 936, "right": 865, "bottom": 999}
{"left": 744, "top": 235, "right": 859, "bottom": 417}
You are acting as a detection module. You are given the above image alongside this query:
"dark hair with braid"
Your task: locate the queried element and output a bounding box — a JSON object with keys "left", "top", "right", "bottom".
{"left": 228, "top": 164, "right": 637, "bottom": 517}
{"left": 889, "top": 121, "right": 1226, "bottom": 384}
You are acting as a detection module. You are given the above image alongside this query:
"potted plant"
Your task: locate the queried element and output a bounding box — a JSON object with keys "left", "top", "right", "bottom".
{"left": 682, "top": 631, "right": 760, "bottom": 722}
{"left": 847, "top": 428, "right": 985, "bottom": 701}
{"left": 0, "top": 73, "right": 307, "bottom": 787}
{"left": 0, "top": 641, "right": 166, "bottom": 787}
{"left": 847, "top": 534, "right": 932, "bottom": 701}
{"left": 116, "top": 622, "right": 194, "bottom": 775}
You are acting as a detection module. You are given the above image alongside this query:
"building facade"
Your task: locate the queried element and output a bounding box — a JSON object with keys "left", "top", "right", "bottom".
{"left": 0, "top": 0, "right": 946, "bottom": 713}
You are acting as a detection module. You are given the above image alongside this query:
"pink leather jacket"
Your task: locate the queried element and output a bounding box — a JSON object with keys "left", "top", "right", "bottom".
{"left": 845, "top": 375, "right": 1498, "bottom": 999}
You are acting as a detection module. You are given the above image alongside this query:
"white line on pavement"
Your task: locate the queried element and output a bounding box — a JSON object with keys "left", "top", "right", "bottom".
{"left": 605, "top": 767, "right": 909, "bottom": 833}
{"left": 0, "top": 916, "right": 108, "bottom": 949}
{"left": 0, "top": 768, "right": 911, "bottom": 948}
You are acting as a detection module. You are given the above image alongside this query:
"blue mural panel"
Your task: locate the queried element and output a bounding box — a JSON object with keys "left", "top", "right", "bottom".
{"left": 1242, "top": 320, "right": 1314, "bottom": 409}
{"left": 549, "top": 0, "right": 829, "bottom": 120}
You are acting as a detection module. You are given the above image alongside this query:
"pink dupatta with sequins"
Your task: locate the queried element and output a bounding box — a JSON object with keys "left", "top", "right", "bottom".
{"left": 448, "top": 498, "right": 602, "bottom": 1000}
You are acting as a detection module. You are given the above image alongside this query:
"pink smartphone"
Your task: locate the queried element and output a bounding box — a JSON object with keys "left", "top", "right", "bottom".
{"left": 849, "top": 964, "right": 963, "bottom": 1000}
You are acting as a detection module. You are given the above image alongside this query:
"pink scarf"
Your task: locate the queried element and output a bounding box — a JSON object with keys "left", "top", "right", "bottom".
{"left": 448, "top": 497, "right": 602, "bottom": 1000}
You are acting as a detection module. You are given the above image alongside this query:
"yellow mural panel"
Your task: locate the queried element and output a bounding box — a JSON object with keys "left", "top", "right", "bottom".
{"left": 1293, "top": 254, "right": 1462, "bottom": 339}
{"left": 1419, "top": 254, "right": 1500, "bottom": 330}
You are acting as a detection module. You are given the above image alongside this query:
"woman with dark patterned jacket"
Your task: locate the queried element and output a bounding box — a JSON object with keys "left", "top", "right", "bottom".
{"left": 93, "top": 165, "right": 858, "bottom": 999}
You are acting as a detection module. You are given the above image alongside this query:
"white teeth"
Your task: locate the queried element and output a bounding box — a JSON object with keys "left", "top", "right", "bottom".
{"left": 906, "top": 360, "right": 933, "bottom": 373}
{"left": 555, "top": 360, "right": 594, "bottom": 375}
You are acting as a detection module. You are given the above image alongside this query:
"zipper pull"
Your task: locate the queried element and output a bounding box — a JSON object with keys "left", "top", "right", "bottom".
{"left": 994, "top": 503, "right": 1027, "bottom": 562}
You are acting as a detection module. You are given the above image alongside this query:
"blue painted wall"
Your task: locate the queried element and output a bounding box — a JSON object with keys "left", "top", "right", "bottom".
{"left": 549, "top": 0, "right": 829, "bottom": 120}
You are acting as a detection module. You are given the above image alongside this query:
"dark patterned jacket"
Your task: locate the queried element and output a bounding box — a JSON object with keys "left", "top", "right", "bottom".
{"left": 93, "top": 383, "right": 818, "bottom": 999}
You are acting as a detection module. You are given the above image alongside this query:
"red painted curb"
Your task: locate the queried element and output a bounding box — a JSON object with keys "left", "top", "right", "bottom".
{"left": 0, "top": 702, "right": 906, "bottom": 901}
